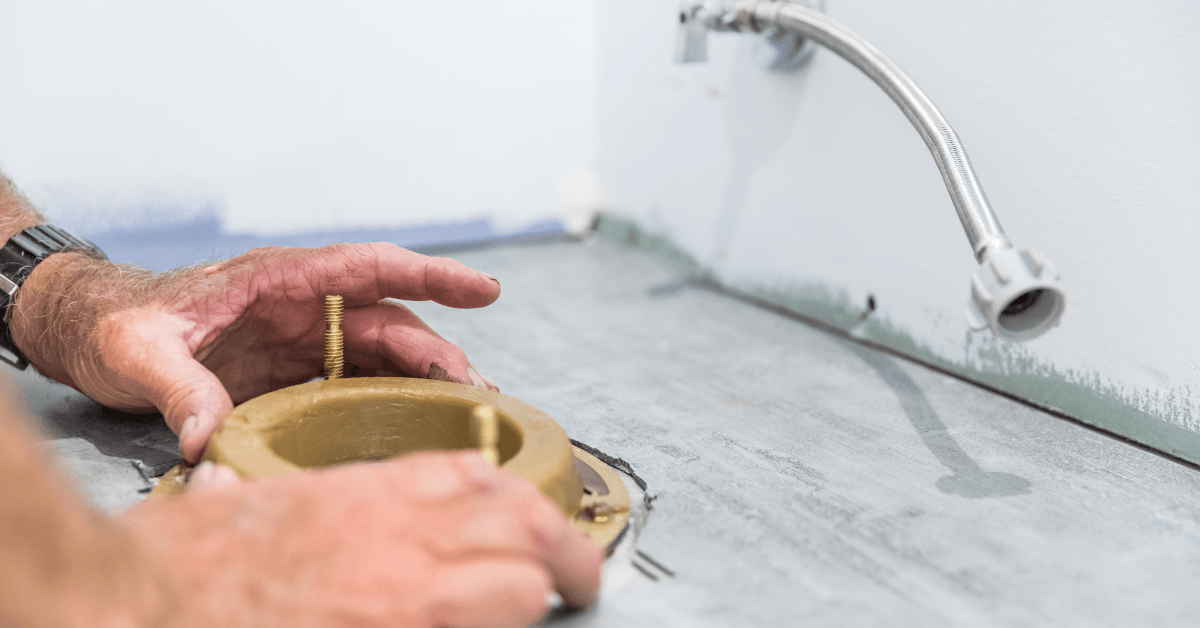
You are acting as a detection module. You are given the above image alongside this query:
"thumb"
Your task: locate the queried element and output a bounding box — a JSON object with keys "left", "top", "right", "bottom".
{"left": 140, "top": 341, "right": 234, "bottom": 464}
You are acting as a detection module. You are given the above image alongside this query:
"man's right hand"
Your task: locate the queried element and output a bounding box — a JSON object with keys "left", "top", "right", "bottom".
{"left": 121, "top": 451, "right": 604, "bottom": 628}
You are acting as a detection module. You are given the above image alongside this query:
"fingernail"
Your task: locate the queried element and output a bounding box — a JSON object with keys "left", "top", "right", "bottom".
{"left": 178, "top": 411, "right": 215, "bottom": 463}
{"left": 178, "top": 414, "right": 198, "bottom": 443}
{"left": 481, "top": 271, "right": 499, "bottom": 286}
{"left": 467, "top": 367, "right": 488, "bottom": 390}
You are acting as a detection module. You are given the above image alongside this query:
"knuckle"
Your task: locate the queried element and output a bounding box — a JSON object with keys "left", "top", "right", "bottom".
{"left": 368, "top": 241, "right": 404, "bottom": 255}
{"left": 446, "top": 345, "right": 469, "bottom": 364}
{"left": 316, "top": 242, "right": 357, "bottom": 268}
{"left": 432, "top": 509, "right": 526, "bottom": 558}
{"left": 517, "top": 487, "right": 569, "bottom": 549}
{"left": 391, "top": 452, "right": 472, "bottom": 499}
{"left": 157, "top": 383, "right": 195, "bottom": 417}
{"left": 237, "top": 246, "right": 288, "bottom": 269}
{"left": 494, "top": 480, "right": 568, "bottom": 547}
{"left": 509, "top": 475, "right": 543, "bottom": 501}
{"left": 319, "top": 242, "right": 354, "bottom": 254}
{"left": 427, "top": 343, "right": 468, "bottom": 367}
{"left": 397, "top": 450, "right": 458, "bottom": 475}
{"left": 244, "top": 245, "right": 284, "bottom": 257}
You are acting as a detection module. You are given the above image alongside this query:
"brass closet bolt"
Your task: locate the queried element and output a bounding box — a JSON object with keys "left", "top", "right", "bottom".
{"left": 325, "top": 295, "right": 344, "bottom": 379}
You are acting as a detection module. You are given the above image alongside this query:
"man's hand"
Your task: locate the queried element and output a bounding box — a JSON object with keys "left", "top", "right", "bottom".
{"left": 0, "top": 371, "right": 602, "bottom": 627}
{"left": 123, "top": 451, "right": 603, "bottom": 627}
{"left": 10, "top": 243, "right": 502, "bottom": 462}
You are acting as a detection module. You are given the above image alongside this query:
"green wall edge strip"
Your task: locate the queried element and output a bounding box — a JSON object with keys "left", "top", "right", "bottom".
{"left": 594, "top": 214, "right": 1200, "bottom": 467}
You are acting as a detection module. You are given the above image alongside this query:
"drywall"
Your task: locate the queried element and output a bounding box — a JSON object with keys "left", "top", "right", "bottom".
{"left": 0, "top": 0, "right": 600, "bottom": 236}
{"left": 594, "top": 1, "right": 1200, "bottom": 460}
{"left": 3, "top": 0, "right": 1198, "bottom": 462}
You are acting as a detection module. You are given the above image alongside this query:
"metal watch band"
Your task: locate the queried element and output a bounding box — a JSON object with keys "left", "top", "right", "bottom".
{"left": 0, "top": 224, "right": 107, "bottom": 370}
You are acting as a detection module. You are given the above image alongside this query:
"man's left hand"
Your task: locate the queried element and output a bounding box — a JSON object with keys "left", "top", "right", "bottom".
{"left": 11, "top": 243, "right": 501, "bottom": 462}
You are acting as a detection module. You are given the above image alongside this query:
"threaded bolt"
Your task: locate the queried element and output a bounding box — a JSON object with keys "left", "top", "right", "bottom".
{"left": 324, "top": 295, "right": 344, "bottom": 379}
{"left": 470, "top": 404, "right": 500, "bottom": 466}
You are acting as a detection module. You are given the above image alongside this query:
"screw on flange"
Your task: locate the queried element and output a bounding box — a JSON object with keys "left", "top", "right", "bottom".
{"left": 324, "top": 295, "right": 344, "bottom": 379}
{"left": 471, "top": 404, "right": 500, "bottom": 466}
{"left": 578, "top": 502, "right": 629, "bottom": 524}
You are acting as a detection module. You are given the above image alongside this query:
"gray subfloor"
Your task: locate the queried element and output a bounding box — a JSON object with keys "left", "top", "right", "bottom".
{"left": 23, "top": 239, "right": 1200, "bottom": 627}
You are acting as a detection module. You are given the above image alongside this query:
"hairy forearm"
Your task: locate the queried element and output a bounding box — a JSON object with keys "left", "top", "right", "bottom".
{"left": 8, "top": 252, "right": 214, "bottom": 395}
{"left": 9, "top": 253, "right": 150, "bottom": 387}
{"left": 0, "top": 172, "right": 45, "bottom": 242}
{"left": 0, "top": 172, "right": 113, "bottom": 385}
{"left": 0, "top": 172, "right": 176, "bottom": 388}
{"left": 0, "top": 377, "right": 178, "bottom": 627}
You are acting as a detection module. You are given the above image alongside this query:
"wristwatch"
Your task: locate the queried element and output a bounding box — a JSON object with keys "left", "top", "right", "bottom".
{"left": 0, "top": 224, "right": 107, "bottom": 369}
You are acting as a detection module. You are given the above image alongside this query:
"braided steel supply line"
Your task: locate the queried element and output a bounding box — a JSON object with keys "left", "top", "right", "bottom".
{"left": 727, "top": 1, "right": 1012, "bottom": 261}
{"left": 681, "top": 0, "right": 1064, "bottom": 340}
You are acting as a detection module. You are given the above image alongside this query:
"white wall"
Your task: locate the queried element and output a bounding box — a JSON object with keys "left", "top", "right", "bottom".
{"left": 5, "top": 0, "right": 1200, "bottom": 461}
{"left": 0, "top": 0, "right": 600, "bottom": 236}
{"left": 596, "top": 1, "right": 1200, "bottom": 460}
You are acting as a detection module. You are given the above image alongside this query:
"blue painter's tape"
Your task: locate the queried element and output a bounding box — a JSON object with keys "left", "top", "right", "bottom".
{"left": 84, "top": 217, "right": 565, "bottom": 271}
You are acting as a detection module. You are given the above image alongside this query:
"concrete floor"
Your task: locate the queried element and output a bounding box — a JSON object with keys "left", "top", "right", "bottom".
{"left": 24, "top": 238, "right": 1200, "bottom": 627}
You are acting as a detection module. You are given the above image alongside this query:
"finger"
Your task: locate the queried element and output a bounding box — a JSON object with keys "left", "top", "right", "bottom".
{"left": 186, "top": 461, "right": 242, "bottom": 492}
{"left": 310, "top": 242, "right": 501, "bottom": 309}
{"left": 421, "top": 471, "right": 603, "bottom": 608}
{"left": 498, "top": 475, "right": 603, "bottom": 608}
{"left": 169, "top": 360, "right": 234, "bottom": 465}
{"left": 428, "top": 559, "right": 552, "bottom": 628}
{"left": 377, "top": 451, "right": 502, "bottom": 502}
{"left": 341, "top": 301, "right": 487, "bottom": 388}
{"left": 468, "top": 365, "right": 499, "bottom": 392}
{"left": 96, "top": 318, "right": 234, "bottom": 463}
{"left": 140, "top": 345, "right": 233, "bottom": 463}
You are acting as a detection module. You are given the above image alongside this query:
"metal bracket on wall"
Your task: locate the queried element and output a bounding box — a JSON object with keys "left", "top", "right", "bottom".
{"left": 677, "top": 0, "right": 824, "bottom": 71}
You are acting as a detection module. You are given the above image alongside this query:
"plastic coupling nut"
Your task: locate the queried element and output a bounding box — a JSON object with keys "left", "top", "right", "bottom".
{"left": 964, "top": 247, "right": 1065, "bottom": 342}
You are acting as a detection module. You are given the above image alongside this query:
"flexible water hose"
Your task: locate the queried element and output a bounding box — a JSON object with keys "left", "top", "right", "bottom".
{"left": 748, "top": 1, "right": 1011, "bottom": 260}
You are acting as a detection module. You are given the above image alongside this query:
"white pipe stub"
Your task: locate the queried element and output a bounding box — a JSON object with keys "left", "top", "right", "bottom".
{"left": 964, "top": 247, "right": 1065, "bottom": 342}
